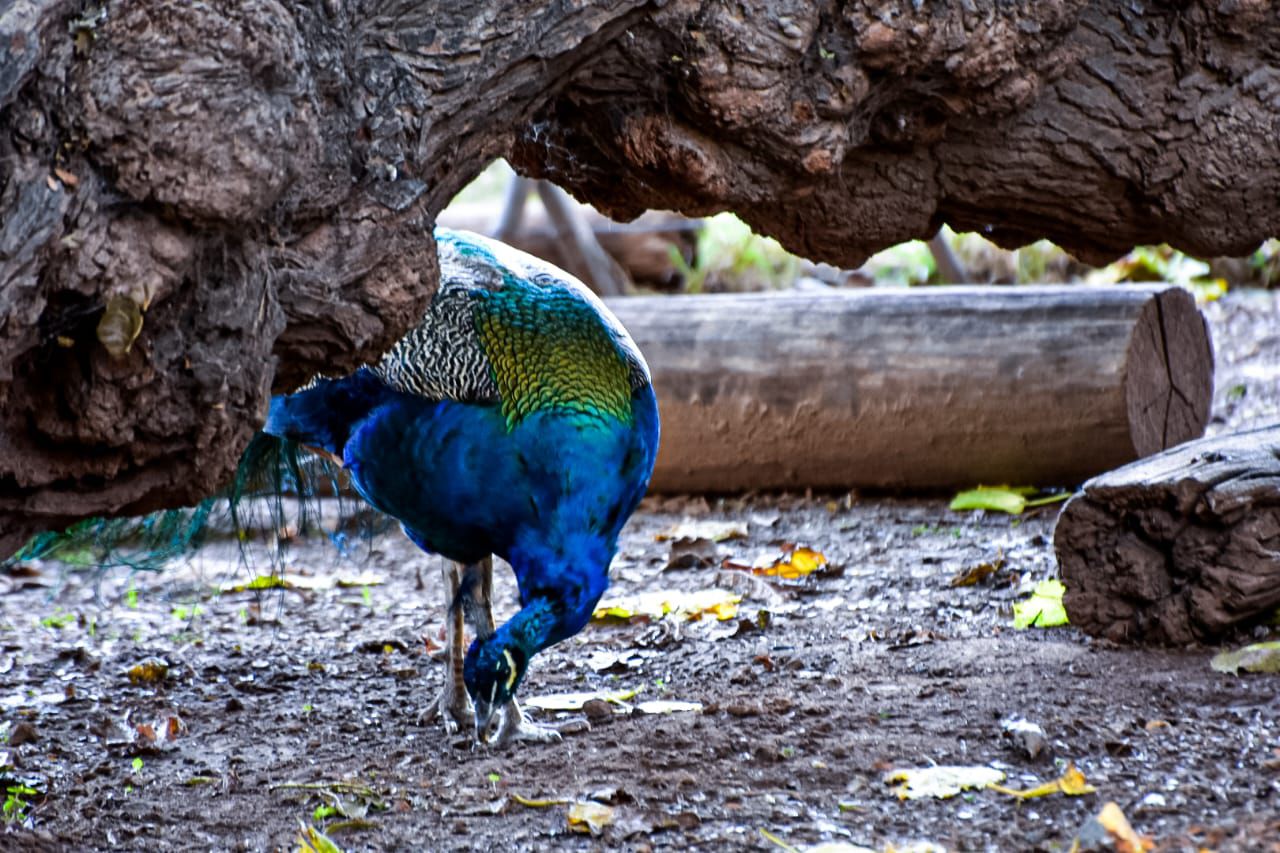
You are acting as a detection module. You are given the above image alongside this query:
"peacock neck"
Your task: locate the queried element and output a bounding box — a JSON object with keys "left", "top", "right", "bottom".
{"left": 494, "top": 597, "right": 560, "bottom": 661}
{"left": 505, "top": 535, "right": 613, "bottom": 652}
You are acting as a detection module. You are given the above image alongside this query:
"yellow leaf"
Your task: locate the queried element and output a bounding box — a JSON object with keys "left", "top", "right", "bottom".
{"left": 295, "top": 824, "right": 344, "bottom": 853}
{"left": 1059, "top": 763, "right": 1096, "bottom": 796}
{"left": 1013, "top": 579, "right": 1070, "bottom": 629}
{"left": 724, "top": 546, "right": 829, "bottom": 580}
{"left": 989, "top": 762, "right": 1096, "bottom": 799}
{"left": 1080, "top": 801, "right": 1155, "bottom": 853}
{"left": 567, "top": 801, "right": 614, "bottom": 835}
{"left": 592, "top": 589, "right": 740, "bottom": 623}
{"left": 765, "top": 547, "right": 827, "bottom": 578}
{"left": 127, "top": 658, "right": 169, "bottom": 686}
{"left": 885, "top": 765, "right": 1005, "bottom": 800}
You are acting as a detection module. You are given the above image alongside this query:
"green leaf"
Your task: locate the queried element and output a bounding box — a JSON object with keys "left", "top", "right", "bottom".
{"left": 1210, "top": 641, "right": 1280, "bottom": 674}
{"left": 1013, "top": 580, "right": 1069, "bottom": 629}
{"left": 951, "top": 486, "right": 1031, "bottom": 514}
{"left": 951, "top": 486, "right": 1070, "bottom": 515}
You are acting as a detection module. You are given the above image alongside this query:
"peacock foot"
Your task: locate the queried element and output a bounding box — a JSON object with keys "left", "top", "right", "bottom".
{"left": 491, "top": 698, "right": 562, "bottom": 747}
{"left": 420, "top": 681, "right": 474, "bottom": 735}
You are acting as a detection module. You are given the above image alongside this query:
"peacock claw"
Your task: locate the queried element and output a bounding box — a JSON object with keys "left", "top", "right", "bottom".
{"left": 490, "top": 698, "right": 562, "bottom": 747}
{"left": 422, "top": 683, "right": 473, "bottom": 735}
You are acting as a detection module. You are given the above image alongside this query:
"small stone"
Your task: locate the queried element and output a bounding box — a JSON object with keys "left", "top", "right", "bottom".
{"left": 9, "top": 721, "right": 38, "bottom": 746}
{"left": 582, "top": 699, "right": 613, "bottom": 723}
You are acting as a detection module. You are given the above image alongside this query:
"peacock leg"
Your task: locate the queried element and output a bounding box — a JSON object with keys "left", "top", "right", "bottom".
{"left": 421, "top": 559, "right": 473, "bottom": 734}
{"left": 461, "top": 558, "right": 561, "bottom": 746}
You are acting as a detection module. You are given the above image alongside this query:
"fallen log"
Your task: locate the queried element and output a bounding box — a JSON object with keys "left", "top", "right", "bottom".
{"left": 1055, "top": 425, "right": 1280, "bottom": 645}
{"left": 606, "top": 284, "right": 1213, "bottom": 492}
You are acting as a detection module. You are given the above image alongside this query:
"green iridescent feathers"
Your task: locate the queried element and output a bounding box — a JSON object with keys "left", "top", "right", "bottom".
{"left": 372, "top": 229, "right": 650, "bottom": 428}
{"left": 473, "top": 282, "right": 634, "bottom": 426}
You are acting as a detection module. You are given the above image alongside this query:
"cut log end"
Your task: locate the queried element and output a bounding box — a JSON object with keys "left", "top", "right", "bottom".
{"left": 1055, "top": 425, "right": 1280, "bottom": 644}
{"left": 1123, "top": 288, "right": 1214, "bottom": 458}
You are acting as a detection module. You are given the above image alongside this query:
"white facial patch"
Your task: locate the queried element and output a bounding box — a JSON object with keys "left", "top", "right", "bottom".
{"left": 501, "top": 649, "right": 518, "bottom": 691}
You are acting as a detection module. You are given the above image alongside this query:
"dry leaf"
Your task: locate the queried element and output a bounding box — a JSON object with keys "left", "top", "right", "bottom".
{"left": 1210, "top": 641, "right": 1280, "bottom": 674}
{"left": 950, "top": 550, "right": 1004, "bottom": 587}
{"left": 96, "top": 294, "right": 144, "bottom": 358}
{"left": 636, "top": 700, "right": 703, "bottom": 715}
{"left": 567, "top": 801, "right": 615, "bottom": 835}
{"left": 523, "top": 689, "right": 640, "bottom": 712}
{"left": 592, "top": 589, "right": 741, "bottom": 623}
{"left": 127, "top": 658, "right": 169, "bottom": 686}
{"left": 885, "top": 765, "right": 1006, "bottom": 800}
{"left": 1074, "top": 801, "right": 1155, "bottom": 853}
{"left": 296, "top": 824, "right": 345, "bottom": 853}
{"left": 655, "top": 520, "right": 747, "bottom": 543}
{"left": 989, "top": 762, "right": 1096, "bottom": 799}
{"left": 723, "top": 545, "right": 829, "bottom": 580}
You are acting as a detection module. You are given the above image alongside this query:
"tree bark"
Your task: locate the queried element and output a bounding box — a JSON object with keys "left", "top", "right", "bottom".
{"left": 1055, "top": 425, "right": 1280, "bottom": 645}
{"left": 3, "top": 1, "right": 1278, "bottom": 551}
{"left": 609, "top": 284, "right": 1212, "bottom": 492}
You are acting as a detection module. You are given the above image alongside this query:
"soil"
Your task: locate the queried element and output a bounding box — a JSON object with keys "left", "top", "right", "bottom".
{"left": 2, "top": 289, "right": 1278, "bottom": 852}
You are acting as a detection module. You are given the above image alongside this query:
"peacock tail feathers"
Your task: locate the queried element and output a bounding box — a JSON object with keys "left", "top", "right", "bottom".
{"left": 4, "top": 434, "right": 352, "bottom": 574}
{"left": 373, "top": 229, "right": 650, "bottom": 428}
{"left": 9, "top": 502, "right": 217, "bottom": 572}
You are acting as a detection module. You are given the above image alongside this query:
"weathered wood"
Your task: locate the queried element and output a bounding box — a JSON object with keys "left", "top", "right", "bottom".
{"left": 607, "top": 285, "right": 1213, "bottom": 492}
{"left": 1055, "top": 425, "right": 1280, "bottom": 645}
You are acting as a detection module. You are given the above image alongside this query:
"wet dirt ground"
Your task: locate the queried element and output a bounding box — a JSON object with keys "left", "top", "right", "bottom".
{"left": 2, "top": 289, "right": 1278, "bottom": 852}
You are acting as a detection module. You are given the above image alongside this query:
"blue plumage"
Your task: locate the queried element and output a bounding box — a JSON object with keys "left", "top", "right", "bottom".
{"left": 263, "top": 228, "right": 660, "bottom": 743}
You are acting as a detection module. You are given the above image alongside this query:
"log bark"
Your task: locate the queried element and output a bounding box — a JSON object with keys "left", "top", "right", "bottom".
{"left": 609, "top": 284, "right": 1213, "bottom": 492}
{"left": 1055, "top": 425, "right": 1280, "bottom": 645}
{"left": 4, "top": 0, "right": 1280, "bottom": 551}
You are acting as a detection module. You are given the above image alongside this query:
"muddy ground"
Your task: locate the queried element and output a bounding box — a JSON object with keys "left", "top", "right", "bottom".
{"left": 2, "top": 289, "right": 1278, "bottom": 853}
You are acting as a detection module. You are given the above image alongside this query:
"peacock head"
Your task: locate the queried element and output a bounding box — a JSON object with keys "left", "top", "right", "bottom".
{"left": 463, "top": 636, "right": 530, "bottom": 743}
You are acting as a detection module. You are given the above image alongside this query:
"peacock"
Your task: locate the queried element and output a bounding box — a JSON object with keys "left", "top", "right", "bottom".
{"left": 13, "top": 228, "right": 660, "bottom": 747}
{"left": 265, "top": 228, "right": 659, "bottom": 744}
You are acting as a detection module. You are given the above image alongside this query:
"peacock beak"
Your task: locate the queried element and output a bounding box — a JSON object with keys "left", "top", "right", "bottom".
{"left": 473, "top": 697, "right": 500, "bottom": 744}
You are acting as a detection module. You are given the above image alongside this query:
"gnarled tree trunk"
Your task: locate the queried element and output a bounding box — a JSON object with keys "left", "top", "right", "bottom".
{"left": 2, "top": 0, "right": 1278, "bottom": 555}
